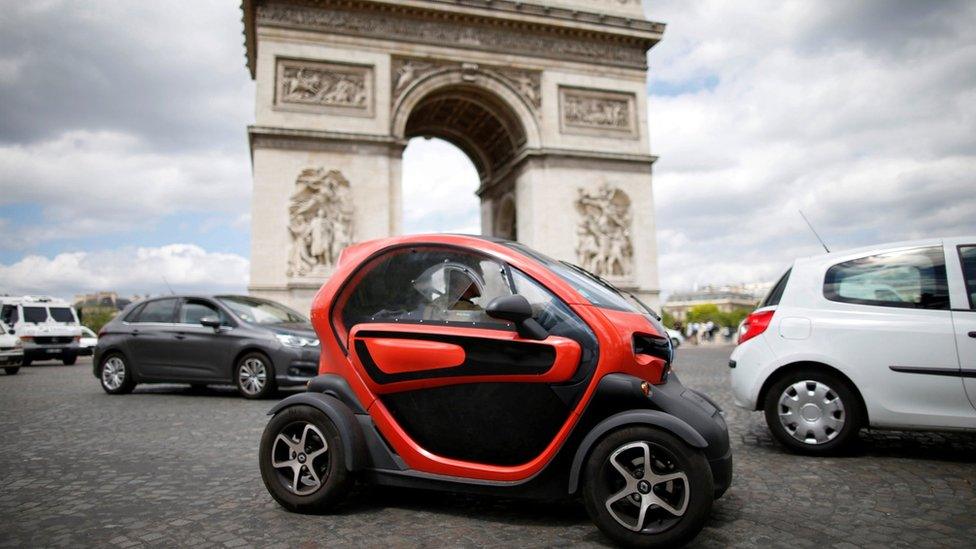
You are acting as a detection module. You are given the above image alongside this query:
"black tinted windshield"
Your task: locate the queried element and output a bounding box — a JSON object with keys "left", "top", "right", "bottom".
{"left": 217, "top": 296, "right": 307, "bottom": 324}
{"left": 23, "top": 306, "right": 47, "bottom": 323}
{"left": 50, "top": 307, "right": 75, "bottom": 322}
{"left": 503, "top": 242, "right": 640, "bottom": 313}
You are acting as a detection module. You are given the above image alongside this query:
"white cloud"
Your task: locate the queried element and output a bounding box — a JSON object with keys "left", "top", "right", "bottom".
{"left": 645, "top": 0, "right": 976, "bottom": 294}
{"left": 0, "top": 130, "right": 251, "bottom": 248}
{"left": 0, "top": 244, "right": 248, "bottom": 299}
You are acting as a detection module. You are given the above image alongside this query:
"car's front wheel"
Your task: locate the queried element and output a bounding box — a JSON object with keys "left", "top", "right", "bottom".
{"left": 99, "top": 353, "right": 134, "bottom": 394}
{"left": 235, "top": 352, "right": 276, "bottom": 399}
{"left": 4, "top": 366, "right": 19, "bottom": 375}
{"left": 258, "top": 405, "right": 352, "bottom": 513}
{"left": 763, "top": 368, "right": 862, "bottom": 455}
{"left": 62, "top": 353, "right": 77, "bottom": 366}
{"left": 583, "top": 426, "right": 713, "bottom": 548}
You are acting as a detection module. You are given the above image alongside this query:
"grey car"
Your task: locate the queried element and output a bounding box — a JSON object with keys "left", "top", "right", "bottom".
{"left": 93, "top": 295, "right": 320, "bottom": 398}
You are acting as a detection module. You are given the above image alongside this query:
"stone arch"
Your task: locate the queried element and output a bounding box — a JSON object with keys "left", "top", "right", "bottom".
{"left": 392, "top": 67, "right": 541, "bottom": 185}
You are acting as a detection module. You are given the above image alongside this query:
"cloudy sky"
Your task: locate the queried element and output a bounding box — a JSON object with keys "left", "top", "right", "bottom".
{"left": 1, "top": 1, "right": 974, "bottom": 300}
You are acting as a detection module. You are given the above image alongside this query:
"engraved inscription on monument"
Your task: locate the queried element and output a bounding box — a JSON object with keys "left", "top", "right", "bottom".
{"left": 559, "top": 87, "right": 637, "bottom": 137}
{"left": 575, "top": 184, "right": 633, "bottom": 279}
{"left": 275, "top": 58, "right": 373, "bottom": 116}
{"left": 287, "top": 168, "right": 355, "bottom": 278}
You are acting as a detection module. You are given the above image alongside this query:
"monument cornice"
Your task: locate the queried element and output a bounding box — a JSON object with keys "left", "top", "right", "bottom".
{"left": 248, "top": 125, "right": 408, "bottom": 158}
{"left": 477, "top": 147, "right": 658, "bottom": 196}
{"left": 241, "top": 0, "right": 664, "bottom": 78}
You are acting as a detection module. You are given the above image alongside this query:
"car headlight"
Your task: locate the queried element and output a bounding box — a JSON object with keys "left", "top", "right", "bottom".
{"left": 275, "top": 334, "right": 319, "bottom": 348}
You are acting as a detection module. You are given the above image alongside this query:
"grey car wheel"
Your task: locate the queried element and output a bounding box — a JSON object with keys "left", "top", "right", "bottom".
{"left": 99, "top": 353, "right": 134, "bottom": 394}
{"left": 236, "top": 353, "right": 275, "bottom": 399}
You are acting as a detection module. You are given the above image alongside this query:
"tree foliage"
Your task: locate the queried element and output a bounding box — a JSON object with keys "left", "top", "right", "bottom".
{"left": 685, "top": 303, "right": 752, "bottom": 328}
{"left": 77, "top": 306, "right": 119, "bottom": 334}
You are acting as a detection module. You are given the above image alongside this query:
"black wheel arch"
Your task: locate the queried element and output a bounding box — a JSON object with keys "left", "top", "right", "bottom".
{"left": 757, "top": 361, "right": 869, "bottom": 424}
{"left": 267, "top": 393, "right": 369, "bottom": 472}
{"left": 567, "top": 409, "right": 708, "bottom": 495}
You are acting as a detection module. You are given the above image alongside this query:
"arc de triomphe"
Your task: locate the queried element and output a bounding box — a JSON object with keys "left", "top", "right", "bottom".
{"left": 242, "top": 0, "right": 665, "bottom": 312}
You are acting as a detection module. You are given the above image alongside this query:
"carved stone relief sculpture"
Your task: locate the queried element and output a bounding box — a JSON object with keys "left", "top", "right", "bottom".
{"left": 287, "top": 168, "right": 354, "bottom": 277}
{"left": 276, "top": 58, "right": 373, "bottom": 115}
{"left": 575, "top": 184, "right": 633, "bottom": 278}
{"left": 559, "top": 86, "right": 637, "bottom": 137}
{"left": 392, "top": 57, "right": 542, "bottom": 110}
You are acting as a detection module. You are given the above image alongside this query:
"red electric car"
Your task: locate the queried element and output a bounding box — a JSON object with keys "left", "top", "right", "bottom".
{"left": 259, "top": 235, "right": 731, "bottom": 547}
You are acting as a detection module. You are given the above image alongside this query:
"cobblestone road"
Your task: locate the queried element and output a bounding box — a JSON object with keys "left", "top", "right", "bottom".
{"left": 1, "top": 348, "right": 974, "bottom": 548}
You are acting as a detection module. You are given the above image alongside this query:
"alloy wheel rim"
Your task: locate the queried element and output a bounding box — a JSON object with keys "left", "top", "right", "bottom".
{"left": 778, "top": 380, "right": 845, "bottom": 445}
{"left": 102, "top": 357, "right": 125, "bottom": 390}
{"left": 270, "top": 422, "right": 330, "bottom": 495}
{"left": 238, "top": 358, "right": 267, "bottom": 395}
{"left": 603, "top": 441, "right": 689, "bottom": 533}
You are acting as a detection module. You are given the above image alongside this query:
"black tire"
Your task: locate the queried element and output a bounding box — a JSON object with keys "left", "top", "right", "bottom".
{"left": 22, "top": 356, "right": 31, "bottom": 367}
{"left": 259, "top": 405, "right": 352, "bottom": 513}
{"left": 582, "top": 426, "right": 713, "bottom": 548}
{"left": 235, "top": 352, "right": 276, "bottom": 399}
{"left": 98, "top": 352, "right": 135, "bottom": 395}
{"left": 62, "top": 353, "right": 77, "bottom": 366}
{"left": 763, "top": 368, "right": 862, "bottom": 455}
{"left": 4, "top": 367, "right": 19, "bottom": 375}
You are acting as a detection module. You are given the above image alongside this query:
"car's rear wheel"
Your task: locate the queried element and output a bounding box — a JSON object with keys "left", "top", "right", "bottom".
{"left": 99, "top": 353, "right": 134, "bottom": 394}
{"left": 259, "top": 405, "right": 352, "bottom": 513}
{"left": 763, "top": 368, "right": 862, "bottom": 455}
{"left": 235, "top": 352, "right": 275, "bottom": 399}
{"left": 583, "top": 426, "right": 713, "bottom": 548}
{"left": 4, "top": 367, "right": 19, "bottom": 375}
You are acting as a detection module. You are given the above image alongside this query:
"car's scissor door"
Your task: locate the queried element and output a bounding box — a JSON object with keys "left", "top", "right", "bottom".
{"left": 333, "top": 245, "right": 597, "bottom": 468}
{"left": 349, "top": 323, "right": 581, "bottom": 465}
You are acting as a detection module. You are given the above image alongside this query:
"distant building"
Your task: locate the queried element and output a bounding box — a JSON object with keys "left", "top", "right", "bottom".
{"left": 663, "top": 283, "right": 772, "bottom": 322}
{"left": 73, "top": 292, "right": 138, "bottom": 311}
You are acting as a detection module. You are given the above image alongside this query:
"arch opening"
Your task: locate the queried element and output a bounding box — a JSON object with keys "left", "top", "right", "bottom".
{"left": 403, "top": 85, "right": 527, "bottom": 185}
{"left": 398, "top": 80, "right": 532, "bottom": 239}
{"left": 401, "top": 137, "right": 481, "bottom": 235}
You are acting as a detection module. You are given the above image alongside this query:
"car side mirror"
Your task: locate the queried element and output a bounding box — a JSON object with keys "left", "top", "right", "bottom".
{"left": 199, "top": 316, "right": 222, "bottom": 330}
{"left": 486, "top": 295, "right": 548, "bottom": 341}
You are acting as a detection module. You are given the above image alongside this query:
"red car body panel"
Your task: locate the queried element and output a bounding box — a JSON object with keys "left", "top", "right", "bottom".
{"left": 309, "top": 234, "right": 667, "bottom": 482}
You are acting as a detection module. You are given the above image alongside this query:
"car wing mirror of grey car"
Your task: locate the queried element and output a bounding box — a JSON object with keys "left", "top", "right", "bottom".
{"left": 199, "top": 316, "right": 222, "bottom": 330}
{"left": 486, "top": 295, "right": 548, "bottom": 341}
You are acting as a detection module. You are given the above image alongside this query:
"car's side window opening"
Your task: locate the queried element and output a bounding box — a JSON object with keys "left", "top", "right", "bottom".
{"left": 761, "top": 268, "right": 791, "bottom": 308}
{"left": 178, "top": 300, "right": 225, "bottom": 325}
{"left": 133, "top": 298, "right": 178, "bottom": 323}
{"left": 823, "top": 246, "right": 950, "bottom": 310}
{"left": 510, "top": 269, "right": 589, "bottom": 335}
{"left": 0, "top": 305, "right": 18, "bottom": 327}
{"left": 341, "top": 247, "right": 515, "bottom": 332}
{"left": 959, "top": 245, "right": 976, "bottom": 309}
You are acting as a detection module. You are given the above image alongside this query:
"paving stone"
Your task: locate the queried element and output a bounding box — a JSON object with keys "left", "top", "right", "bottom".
{"left": 0, "top": 351, "right": 973, "bottom": 547}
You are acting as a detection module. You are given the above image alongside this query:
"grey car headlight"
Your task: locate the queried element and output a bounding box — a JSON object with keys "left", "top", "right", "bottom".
{"left": 275, "top": 334, "right": 319, "bottom": 348}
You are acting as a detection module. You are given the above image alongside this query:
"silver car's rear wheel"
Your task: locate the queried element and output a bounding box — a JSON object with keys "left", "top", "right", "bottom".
{"left": 777, "top": 380, "right": 846, "bottom": 445}
{"left": 763, "top": 368, "right": 862, "bottom": 455}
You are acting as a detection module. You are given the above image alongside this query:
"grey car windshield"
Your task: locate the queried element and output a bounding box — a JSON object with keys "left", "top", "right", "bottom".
{"left": 217, "top": 296, "right": 307, "bottom": 324}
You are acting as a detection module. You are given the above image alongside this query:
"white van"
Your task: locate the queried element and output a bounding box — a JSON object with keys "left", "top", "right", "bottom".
{"left": 0, "top": 296, "right": 83, "bottom": 366}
